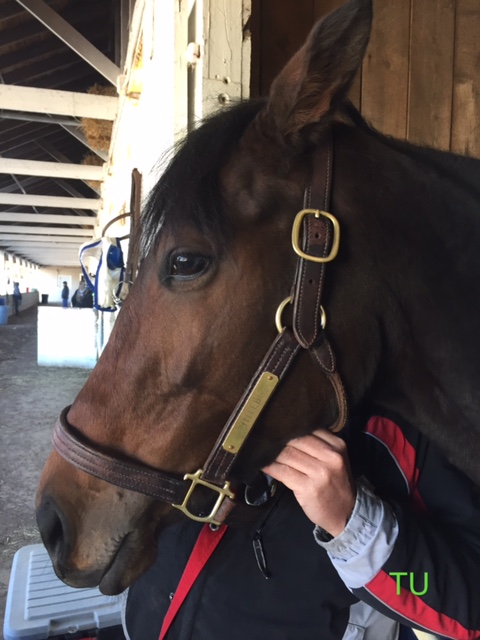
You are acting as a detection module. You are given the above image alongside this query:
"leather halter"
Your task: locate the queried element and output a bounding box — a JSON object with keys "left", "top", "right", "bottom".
{"left": 52, "top": 132, "right": 348, "bottom": 526}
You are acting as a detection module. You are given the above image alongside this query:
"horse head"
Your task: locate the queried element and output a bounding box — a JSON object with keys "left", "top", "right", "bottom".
{"left": 36, "top": 0, "right": 480, "bottom": 596}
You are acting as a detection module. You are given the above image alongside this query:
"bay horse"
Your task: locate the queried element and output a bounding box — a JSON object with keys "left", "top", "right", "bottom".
{"left": 36, "top": 0, "right": 480, "bottom": 597}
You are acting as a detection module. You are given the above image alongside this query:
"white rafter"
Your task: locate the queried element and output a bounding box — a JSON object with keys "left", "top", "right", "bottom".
{"left": 0, "top": 234, "right": 90, "bottom": 244}
{"left": 0, "top": 213, "right": 96, "bottom": 225}
{"left": 0, "top": 193, "right": 100, "bottom": 209}
{"left": 0, "top": 85, "right": 118, "bottom": 120}
{"left": 15, "top": 0, "right": 120, "bottom": 85}
{"left": 0, "top": 226, "right": 94, "bottom": 236}
{"left": 0, "top": 158, "right": 104, "bottom": 181}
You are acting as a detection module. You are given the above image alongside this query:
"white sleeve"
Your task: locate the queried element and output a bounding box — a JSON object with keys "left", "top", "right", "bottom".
{"left": 313, "top": 482, "right": 399, "bottom": 589}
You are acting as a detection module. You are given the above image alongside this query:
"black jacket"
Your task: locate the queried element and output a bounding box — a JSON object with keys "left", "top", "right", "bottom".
{"left": 125, "top": 409, "right": 480, "bottom": 640}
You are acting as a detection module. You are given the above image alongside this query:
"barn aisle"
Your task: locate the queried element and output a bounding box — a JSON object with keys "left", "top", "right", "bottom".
{"left": 0, "top": 305, "right": 90, "bottom": 631}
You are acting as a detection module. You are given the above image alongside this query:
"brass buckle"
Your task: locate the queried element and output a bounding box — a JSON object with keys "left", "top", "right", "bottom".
{"left": 292, "top": 209, "right": 340, "bottom": 263}
{"left": 172, "top": 469, "right": 235, "bottom": 525}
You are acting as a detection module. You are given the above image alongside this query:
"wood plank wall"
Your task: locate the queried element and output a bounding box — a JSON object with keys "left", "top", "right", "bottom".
{"left": 250, "top": 0, "right": 480, "bottom": 157}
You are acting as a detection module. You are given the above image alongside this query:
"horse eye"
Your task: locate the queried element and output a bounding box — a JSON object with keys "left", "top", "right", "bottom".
{"left": 169, "top": 252, "right": 211, "bottom": 279}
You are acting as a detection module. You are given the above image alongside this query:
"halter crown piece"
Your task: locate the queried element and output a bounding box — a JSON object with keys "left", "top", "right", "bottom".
{"left": 52, "top": 130, "right": 348, "bottom": 527}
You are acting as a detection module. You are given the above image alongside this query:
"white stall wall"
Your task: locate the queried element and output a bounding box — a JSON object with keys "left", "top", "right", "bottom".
{"left": 96, "top": 0, "right": 252, "bottom": 238}
{"left": 37, "top": 307, "right": 98, "bottom": 368}
{"left": 1, "top": 249, "right": 40, "bottom": 296}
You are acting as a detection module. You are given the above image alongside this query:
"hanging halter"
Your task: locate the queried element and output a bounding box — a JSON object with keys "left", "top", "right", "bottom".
{"left": 52, "top": 132, "right": 348, "bottom": 527}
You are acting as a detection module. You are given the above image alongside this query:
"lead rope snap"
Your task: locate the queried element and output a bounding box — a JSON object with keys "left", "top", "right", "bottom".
{"left": 253, "top": 531, "right": 270, "bottom": 579}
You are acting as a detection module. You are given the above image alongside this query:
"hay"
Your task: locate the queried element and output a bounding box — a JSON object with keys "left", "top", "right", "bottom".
{"left": 82, "top": 152, "right": 103, "bottom": 191}
{"left": 81, "top": 84, "right": 117, "bottom": 152}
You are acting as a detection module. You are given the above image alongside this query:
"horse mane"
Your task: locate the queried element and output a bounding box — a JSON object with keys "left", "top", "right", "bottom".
{"left": 140, "top": 100, "right": 266, "bottom": 256}
{"left": 342, "top": 102, "right": 480, "bottom": 200}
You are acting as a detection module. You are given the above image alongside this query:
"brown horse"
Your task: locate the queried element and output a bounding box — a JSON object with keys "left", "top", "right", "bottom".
{"left": 36, "top": 0, "right": 480, "bottom": 596}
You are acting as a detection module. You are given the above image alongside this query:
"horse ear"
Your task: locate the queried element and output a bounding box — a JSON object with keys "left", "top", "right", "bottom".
{"left": 264, "top": 0, "right": 372, "bottom": 141}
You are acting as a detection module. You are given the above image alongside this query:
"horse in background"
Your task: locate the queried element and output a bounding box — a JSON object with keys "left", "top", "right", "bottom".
{"left": 36, "top": 0, "right": 480, "bottom": 595}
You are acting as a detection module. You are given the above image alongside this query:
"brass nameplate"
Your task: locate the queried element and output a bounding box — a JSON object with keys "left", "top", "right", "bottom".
{"left": 222, "top": 372, "right": 279, "bottom": 454}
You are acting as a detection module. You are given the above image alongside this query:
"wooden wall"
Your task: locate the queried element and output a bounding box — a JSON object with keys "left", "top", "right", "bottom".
{"left": 250, "top": 0, "right": 480, "bottom": 157}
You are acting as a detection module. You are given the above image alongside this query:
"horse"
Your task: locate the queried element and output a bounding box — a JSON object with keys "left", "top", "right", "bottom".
{"left": 36, "top": 0, "right": 480, "bottom": 598}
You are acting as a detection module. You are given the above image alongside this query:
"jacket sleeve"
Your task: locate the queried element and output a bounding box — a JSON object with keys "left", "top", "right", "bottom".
{"left": 315, "top": 414, "right": 480, "bottom": 639}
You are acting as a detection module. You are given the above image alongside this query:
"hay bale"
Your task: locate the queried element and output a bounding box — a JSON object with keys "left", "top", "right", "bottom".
{"left": 82, "top": 152, "right": 103, "bottom": 191}
{"left": 81, "top": 84, "right": 117, "bottom": 152}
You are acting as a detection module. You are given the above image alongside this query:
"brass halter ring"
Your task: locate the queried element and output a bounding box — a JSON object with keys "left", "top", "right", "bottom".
{"left": 275, "top": 296, "right": 327, "bottom": 334}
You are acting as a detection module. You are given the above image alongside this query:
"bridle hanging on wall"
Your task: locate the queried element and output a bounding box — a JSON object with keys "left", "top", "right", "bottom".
{"left": 100, "top": 168, "right": 143, "bottom": 307}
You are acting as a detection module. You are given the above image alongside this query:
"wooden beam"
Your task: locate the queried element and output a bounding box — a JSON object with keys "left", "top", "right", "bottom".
{"left": 34, "top": 139, "right": 102, "bottom": 192}
{"left": 4, "top": 253, "right": 79, "bottom": 258}
{"left": 0, "top": 157, "right": 104, "bottom": 180}
{"left": 8, "top": 246, "right": 78, "bottom": 252}
{"left": 6, "top": 246, "right": 80, "bottom": 252}
{"left": 15, "top": 0, "right": 120, "bottom": 86}
{"left": 0, "top": 85, "right": 118, "bottom": 120}
{"left": 0, "top": 193, "right": 100, "bottom": 209}
{"left": 35, "top": 262, "right": 81, "bottom": 266}
{"left": 0, "top": 226, "right": 94, "bottom": 237}
{"left": 0, "top": 213, "right": 95, "bottom": 225}
{"left": 9, "top": 251, "right": 78, "bottom": 258}
{"left": 4, "top": 246, "right": 81, "bottom": 252}
{"left": 0, "top": 234, "right": 91, "bottom": 243}
{"left": 5, "top": 255, "right": 78, "bottom": 264}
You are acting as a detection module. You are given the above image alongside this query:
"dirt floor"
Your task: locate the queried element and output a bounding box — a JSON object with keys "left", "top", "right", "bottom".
{"left": 0, "top": 305, "right": 90, "bottom": 636}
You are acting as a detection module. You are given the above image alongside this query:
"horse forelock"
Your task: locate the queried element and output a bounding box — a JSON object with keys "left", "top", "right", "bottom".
{"left": 140, "top": 100, "right": 266, "bottom": 257}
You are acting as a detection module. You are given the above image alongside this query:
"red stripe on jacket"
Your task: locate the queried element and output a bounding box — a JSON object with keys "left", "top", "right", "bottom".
{"left": 365, "top": 416, "right": 426, "bottom": 511}
{"left": 364, "top": 416, "right": 479, "bottom": 638}
{"left": 366, "top": 571, "right": 479, "bottom": 640}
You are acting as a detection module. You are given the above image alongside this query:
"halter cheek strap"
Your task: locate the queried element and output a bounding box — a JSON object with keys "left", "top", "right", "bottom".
{"left": 52, "top": 132, "right": 349, "bottom": 527}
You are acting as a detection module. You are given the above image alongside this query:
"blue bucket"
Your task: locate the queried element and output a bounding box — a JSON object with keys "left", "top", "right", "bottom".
{"left": 0, "top": 305, "right": 8, "bottom": 325}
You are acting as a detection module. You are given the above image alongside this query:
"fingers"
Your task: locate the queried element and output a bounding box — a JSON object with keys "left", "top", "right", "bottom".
{"left": 281, "top": 428, "right": 346, "bottom": 461}
{"left": 262, "top": 430, "right": 347, "bottom": 483}
{"left": 262, "top": 428, "right": 355, "bottom": 534}
{"left": 262, "top": 459, "right": 308, "bottom": 490}
{"left": 269, "top": 442, "right": 324, "bottom": 477}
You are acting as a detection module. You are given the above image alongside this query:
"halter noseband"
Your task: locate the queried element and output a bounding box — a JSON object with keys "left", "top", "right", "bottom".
{"left": 52, "top": 132, "right": 348, "bottom": 527}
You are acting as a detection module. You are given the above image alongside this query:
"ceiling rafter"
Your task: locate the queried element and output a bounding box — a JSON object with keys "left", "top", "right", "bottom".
{"left": 0, "top": 157, "right": 103, "bottom": 180}
{"left": 0, "top": 225, "right": 93, "bottom": 236}
{"left": 15, "top": 0, "right": 120, "bottom": 85}
{"left": 0, "top": 212, "right": 96, "bottom": 225}
{"left": 0, "top": 0, "right": 119, "bottom": 267}
{"left": 0, "top": 85, "right": 118, "bottom": 119}
{"left": 0, "top": 192, "right": 100, "bottom": 209}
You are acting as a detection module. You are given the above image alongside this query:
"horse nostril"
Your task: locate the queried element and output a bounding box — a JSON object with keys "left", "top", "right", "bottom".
{"left": 36, "top": 498, "right": 67, "bottom": 558}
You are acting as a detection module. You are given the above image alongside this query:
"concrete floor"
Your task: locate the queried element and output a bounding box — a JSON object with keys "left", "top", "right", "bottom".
{"left": 0, "top": 305, "right": 90, "bottom": 636}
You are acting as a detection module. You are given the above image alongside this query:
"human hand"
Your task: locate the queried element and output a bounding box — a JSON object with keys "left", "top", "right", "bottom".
{"left": 262, "top": 429, "right": 356, "bottom": 537}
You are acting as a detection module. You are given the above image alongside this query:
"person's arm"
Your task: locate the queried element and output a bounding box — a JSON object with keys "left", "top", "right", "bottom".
{"left": 263, "top": 428, "right": 480, "bottom": 639}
